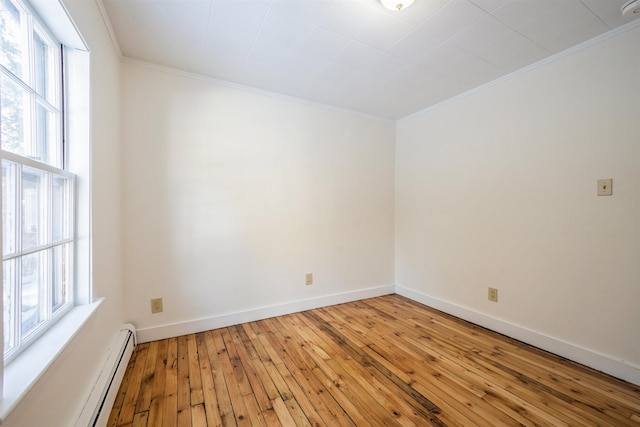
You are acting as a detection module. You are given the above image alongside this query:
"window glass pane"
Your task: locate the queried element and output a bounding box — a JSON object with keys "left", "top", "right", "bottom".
{"left": 36, "top": 102, "right": 60, "bottom": 167}
{"left": 52, "top": 243, "right": 69, "bottom": 312}
{"left": 52, "top": 175, "right": 69, "bottom": 242}
{"left": 34, "top": 31, "right": 48, "bottom": 99}
{"left": 21, "top": 250, "right": 46, "bottom": 337}
{"left": 34, "top": 30, "right": 57, "bottom": 105}
{"left": 3, "top": 259, "right": 17, "bottom": 353}
{"left": 2, "top": 160, "right": 17, "bottom": 255}
{"left": 0, "top": 74, "right": 31, "bottom": 156}
{"left": 0, "top": 0, "right": 26, "bottom": 80}
{"left": 22, "top": 167, "right": 47, "bottom": 250}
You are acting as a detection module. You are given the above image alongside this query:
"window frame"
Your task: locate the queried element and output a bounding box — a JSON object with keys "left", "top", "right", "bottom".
{"left": 1, "top": 0, "right": 75, "bottom": 365}
{"left": 0, "top": 0, "right": 93, "bottom": 418}
{"left": 2, "top": 154, "right": 75, "bottom": 364}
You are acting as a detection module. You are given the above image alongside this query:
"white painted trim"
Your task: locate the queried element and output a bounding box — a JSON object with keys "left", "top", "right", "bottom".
{"left": 399, "top": 19, "right": 640, "bottom": 122}
{"left": 120, "top": 58, "right": 395, "bottom": 125}
{"left": 136, "top": 285, "right": 396, "bottom": 343}
{"left": 396, "top": 286, "right": 640, "bottom": 386}
{"left": 93, "top": 0, "right": 122, "bottom": 57}
{"left": 0, "top": 299, "right": 104, "bottom": 423}
{"left": 136, "top": 284, "right": 639, "bottom": 385}
{"left": 28, "top": 0, "right": 88, "bottom": 51}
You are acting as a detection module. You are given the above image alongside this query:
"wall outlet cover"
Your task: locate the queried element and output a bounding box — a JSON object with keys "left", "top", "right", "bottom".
{"left": 151, "top": 298, "right": 163, "bottom": 314}
{"left": 488, "top": 287, "right": 498, "bottom": 303}
{"left": 597, "top": 179, "right": 612, "bottom": 196}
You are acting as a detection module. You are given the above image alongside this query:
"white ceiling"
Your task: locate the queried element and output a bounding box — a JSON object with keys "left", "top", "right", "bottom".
{"left": 101, "top": 0, "right": 640, "bottom": 120}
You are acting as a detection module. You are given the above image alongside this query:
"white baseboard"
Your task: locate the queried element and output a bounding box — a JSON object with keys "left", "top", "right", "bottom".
{"left": 136, "top": 285, "right": 396, "bottom": 343}
{"left": 396, "top": 285, "right": 640, "bottom": 386}
{"left": 134, "top": 284, "right": 639, "bottom": 386}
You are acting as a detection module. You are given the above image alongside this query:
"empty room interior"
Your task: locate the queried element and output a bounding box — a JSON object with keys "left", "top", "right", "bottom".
{"left": 0, "top": 0, "right": 639, "bottom": 426}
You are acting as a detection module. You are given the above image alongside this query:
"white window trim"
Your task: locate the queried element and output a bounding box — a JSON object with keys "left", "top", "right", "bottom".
{"left": 0, "top": 298, "right": 102, "bottom": 422}
{"left": 0, "top": 0, "right": 94, "bottom": 419}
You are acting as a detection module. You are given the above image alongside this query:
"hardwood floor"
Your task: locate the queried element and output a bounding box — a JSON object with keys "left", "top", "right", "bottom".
{"left": 108, "top": 295, "right": 640, "bottom": 426}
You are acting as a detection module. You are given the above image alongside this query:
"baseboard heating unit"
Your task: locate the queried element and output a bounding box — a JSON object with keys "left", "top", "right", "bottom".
{"left": 76, "top": 324, "right": 137, "bottom": 427}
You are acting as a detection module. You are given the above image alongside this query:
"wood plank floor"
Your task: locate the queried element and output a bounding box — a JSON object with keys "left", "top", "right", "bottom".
{"left": 108, "top": 295, "right": 640, "bottom": 426}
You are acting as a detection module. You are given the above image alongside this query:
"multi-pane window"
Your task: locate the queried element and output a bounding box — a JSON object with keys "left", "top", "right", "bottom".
{"left": 1, "top": 0, "right": 74, "bottom": 363}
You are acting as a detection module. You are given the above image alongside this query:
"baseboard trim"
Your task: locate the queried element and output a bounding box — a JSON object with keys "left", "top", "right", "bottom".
{"left": 136, "top": 285, "right": 396, "bottom": 343}
{"left": 396, "top": 285, "right": 640, "bottom": 386}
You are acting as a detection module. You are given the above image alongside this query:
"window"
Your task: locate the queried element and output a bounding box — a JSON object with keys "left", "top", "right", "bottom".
{"left": 1, "top": 0, "right": 74, "bottom": 363}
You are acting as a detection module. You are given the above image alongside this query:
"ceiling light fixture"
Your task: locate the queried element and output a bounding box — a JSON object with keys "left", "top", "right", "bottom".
{"left": 621, "top": 0, "right": 640, "bottom": 16}
{"left": 380, "top": 0, "right": 414, "bottom": 11}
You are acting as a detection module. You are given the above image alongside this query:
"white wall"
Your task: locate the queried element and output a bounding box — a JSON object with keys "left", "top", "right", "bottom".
{"left": 1, "top": 0, "right": 125, "bottom": 425}
{"left": 3, "top": 5, "right": 636, "bottom": 427}
{"left": 396, "top": 26, "right": 640, "bottom": 382}
{"left": 121, "top": 63, "right": 395, "bottom": 337}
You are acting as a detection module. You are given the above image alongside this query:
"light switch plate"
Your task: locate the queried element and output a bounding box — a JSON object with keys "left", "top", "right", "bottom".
{"left": 597, "top": 179, "right": 612, "bottom": 196}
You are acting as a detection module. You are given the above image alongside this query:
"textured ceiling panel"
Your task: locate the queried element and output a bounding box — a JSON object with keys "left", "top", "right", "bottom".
{"left": 102, "top": 0, "right": 640, "bottom": 120}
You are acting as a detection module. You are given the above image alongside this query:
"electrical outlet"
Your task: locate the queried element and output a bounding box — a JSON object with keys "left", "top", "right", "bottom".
{"left": 151, "top": 298, "right": 163, "bottom": 314}
{"left": 597, "top": 179, "right": 612, "bottom": 196}
{"left": 488, "top": 288, "right": 498, "bottom": 303}
{"left": 305, "top": 273, "right": 313, "bottom": 286}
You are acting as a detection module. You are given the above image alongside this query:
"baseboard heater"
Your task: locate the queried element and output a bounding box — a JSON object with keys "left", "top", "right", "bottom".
{"left": 75, "top": 324, "right": 137, "bottom": 427}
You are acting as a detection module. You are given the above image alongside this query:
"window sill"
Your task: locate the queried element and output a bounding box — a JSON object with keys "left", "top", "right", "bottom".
{"left": 0, "top": 298, "right": 103, "bottom": 423}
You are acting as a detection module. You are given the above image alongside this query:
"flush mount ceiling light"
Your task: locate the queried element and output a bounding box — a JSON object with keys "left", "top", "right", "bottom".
{"left": 621, "top": 0, "right": 640, "bottom": 16}
{"left": 380, "top": 0, "right": 415, "bottom": 11}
